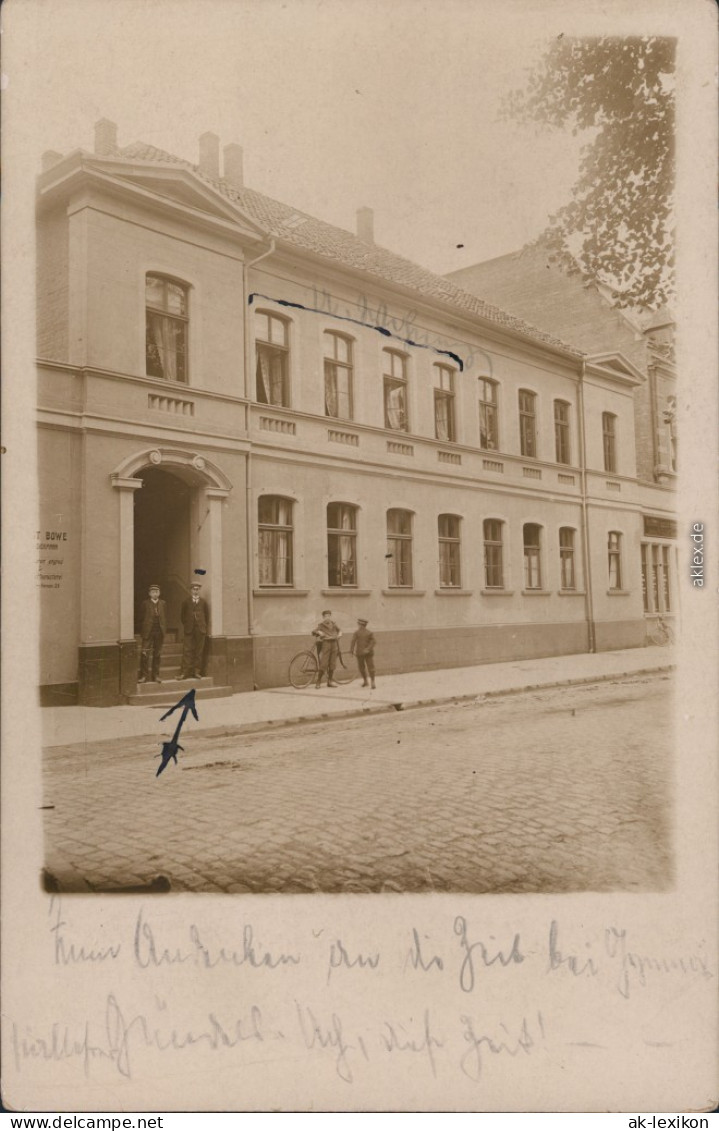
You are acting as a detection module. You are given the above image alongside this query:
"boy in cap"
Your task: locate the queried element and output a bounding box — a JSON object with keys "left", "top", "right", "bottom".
{"left": 180, "top": 582, "right": 210, "bottom": 679}
{"left": 350, "top": 617, "right": 376, "bottom": 689}
{"left": 312, "top": 609, "right": 341, "bottom": 688}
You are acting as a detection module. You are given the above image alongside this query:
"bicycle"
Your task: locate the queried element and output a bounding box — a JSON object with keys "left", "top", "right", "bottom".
{"left": 288, "top": 643, "right": 356, "bottom": 689}
{"left": 647, "top": 617, "right": 676, "bottom": 646}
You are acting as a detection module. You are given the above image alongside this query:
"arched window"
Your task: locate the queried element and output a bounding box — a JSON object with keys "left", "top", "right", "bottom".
{"left": 519, "top": 390, "right": 537, "bottom": 457}
{"left": 256, "top": 310, "right": 290, "bottom": 406}
{"left": 523, "top": 523, "right": 542, "bottom": 589}
{"left": 327, "top": 503, "right": 358, "bottom": 587}
{"left": 383, "top": 349, "right": 409, "bottom": 431}
{"left": 387, "top": 509, "right": 413, "bottom": 587}
{"left": 483, "top": 519, "right": 504, "bottom": 589}
{"left": 324, "top": 331, "right": 354, "bottom": 420}
{"left": 145, "top": 274, "right": 189, "bottom": 382}
{"left": 559, "top": 527, "right": 576, "bottom": 590}
{"left": 438, "top": 514, "right": 461, "bottom": 588}
{"left": 258, "top": 497, "right": 293, "bottom": 586}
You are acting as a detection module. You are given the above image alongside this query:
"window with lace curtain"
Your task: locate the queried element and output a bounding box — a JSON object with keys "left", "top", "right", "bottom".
{"left": 256, "top": 311, "right": 289, "bottom": 406}
{"left": 434, "top": 364, "right": 455, "bottom": 441}
{"left": 602, "top": 412, "right": 617, "bottom": 473}
{"left": 327, "top": 503, "right": 358, "bottom": 587}
{"left": 383, "top": 350, "right": 409, "bottom": 431}
{"left": 258, "top": 497, "right": 293, "bottom": 586}
{"left": 324, "top": 332, "right": 353, "bottom": 420}
{"left": 145, "top": 275, "right": 188, "bottom": 382}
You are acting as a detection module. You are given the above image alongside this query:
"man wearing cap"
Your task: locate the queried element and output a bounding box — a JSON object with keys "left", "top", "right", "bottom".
{"left": 180, "top": 582, "right": 210, "bottom": 680}
{"left": 138, "top": 584, "right": 167, "bottom": 683}
{"left": 312, "top": 609, "right": 342, "bottom": 688}
{"left": 350, "top": 618, "right": 376, "bottom": 689}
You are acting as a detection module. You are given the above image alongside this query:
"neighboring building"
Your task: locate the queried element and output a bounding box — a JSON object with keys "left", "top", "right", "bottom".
{"left": 36, "top": 120, "right": 678, "bottom": 706}
{"left": 447, "top": 242, "right": 678, "bottom": 485}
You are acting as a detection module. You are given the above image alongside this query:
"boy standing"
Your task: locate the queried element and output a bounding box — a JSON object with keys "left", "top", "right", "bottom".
{"left": 312, "top": 609, "right": 342, "bottom": 688}
{"left": 350, "top": 618, "right": 376, "bottom": 689}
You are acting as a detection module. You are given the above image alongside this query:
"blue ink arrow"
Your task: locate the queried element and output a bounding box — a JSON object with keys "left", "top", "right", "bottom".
{"left": 155, "top": 689, "right": 199, "bottom": 777}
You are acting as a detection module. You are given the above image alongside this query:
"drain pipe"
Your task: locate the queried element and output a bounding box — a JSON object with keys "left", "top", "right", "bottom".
{"left": 242, "top": 239, "right": 276, "bottom": 687}
{"left": 578, "top": 358, "right": 596, "bottom": 653}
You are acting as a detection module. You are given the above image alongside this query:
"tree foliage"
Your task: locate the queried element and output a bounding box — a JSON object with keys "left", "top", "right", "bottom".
{"left": 502, "top": 36, "right": 675, "bottom": 309}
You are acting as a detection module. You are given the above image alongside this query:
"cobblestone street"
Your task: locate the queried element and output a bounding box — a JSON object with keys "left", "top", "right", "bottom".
{"left": 43, "top": 672, "right": 674, "bottom": 894}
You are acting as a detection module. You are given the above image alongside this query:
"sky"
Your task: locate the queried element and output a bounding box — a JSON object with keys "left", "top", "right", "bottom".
{"left": 13, "top": 0, "right": 597, "bottom": 276}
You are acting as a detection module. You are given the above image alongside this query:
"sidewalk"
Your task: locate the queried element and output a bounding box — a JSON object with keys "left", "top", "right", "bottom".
{"left": 42, "top": 645, "right": 675, "bottom": 749}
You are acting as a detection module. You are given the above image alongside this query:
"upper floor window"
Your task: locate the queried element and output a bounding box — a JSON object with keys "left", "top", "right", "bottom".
{"left": 324, "top": 332, "right": 353, "bottom": 420}
{"left": 603, "top": 412, "right": 617, "bottom": 473}
{"left": 434, "top": 365, "right": 456, "bottom": 441}
{"left": 523, "top": 523, "right": 542, "bottom": 589}
{"left": 559, "top": 527, "right": 576, "bottom": 590}
{"left": 519, "top": 390, "right": 537, "bottom": 458}
{"left": 478, "top": 379, "right": 499, "bottom": 451}
{"left": 438, "top": 514, "right": 461, "bottom": 588}
{"left": 483, "top": 519, "right": 504, "bottom": 589}
{"left": 146, "top": 275, "right": 188, "bottom": 382}
{"left": 608, "top": 531, "right": 623, "bottom": 590}
{"left": 327, "top": 503, "right": 358, "bottom": 587}
{"left": 387, "top": 509, "right": 413, "bottom": 587}
{"left": 554, "top": 400, "right": 571, "bottom": 465}
{"left": 384, "top": 350, "right": 409, "bottom": 431}
{"left": 258, "top": 497, "right": 293, "bottom": 587}
{"left": 256, "top": 311, "right": 289, "bottom": 407}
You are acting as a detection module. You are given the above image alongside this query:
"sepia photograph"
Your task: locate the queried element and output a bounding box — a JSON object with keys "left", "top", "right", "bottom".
{"left": 3, "top": 0, "right": 717, "bottom": 1114}
{"left": 36, "top": 20, "right": 678, "bottom": 897}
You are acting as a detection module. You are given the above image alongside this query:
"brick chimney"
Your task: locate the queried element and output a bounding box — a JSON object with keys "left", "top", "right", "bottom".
{"left": 223, "top": 143, "right": 244, "bottom": 188}
{"left": 356, "top": 206, "right": 374, "bottom": 243}
{"left": 94, "top": 118, "right": 118, "bottom": 156}
{"left": 198, "top": 132, "right": 220, "bottom": 179}
{"left": 41, "top": 150, "right": 64, "bottom": 171}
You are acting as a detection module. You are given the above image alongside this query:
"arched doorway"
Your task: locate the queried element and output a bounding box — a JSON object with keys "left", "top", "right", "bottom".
{"left": 133, "top": 466, "right": 192, "bottom": 636}
{"left": 110, "top": 447, "right": 232, "bottom": 697}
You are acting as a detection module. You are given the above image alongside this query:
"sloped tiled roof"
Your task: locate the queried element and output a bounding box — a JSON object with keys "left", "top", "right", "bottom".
{"left": 113, "top": 141, "right": 583, "bottom": 359}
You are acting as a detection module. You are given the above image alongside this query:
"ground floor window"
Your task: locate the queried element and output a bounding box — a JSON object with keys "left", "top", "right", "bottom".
{"left": 523, "top": 523, "right": 542, "bottom": 589}
{"left": 608, "top": 531, "right": 623, "bottom": 590}
{"left": 327, "top": 503, "right": 358, "bottom": 587}
{"left": 483, "top": 519, "right": 504, "bottom": 588}
{"left": 642, "top": 542, "right": 672, "bottom": 613}
{"left": 438, "top": 514, "right": 461, "bottom": 587}
{"left": 559, "top": 527, "right": 576, "bottom": 590}
{"left": 258, "top": 496, "right": 293, "bottom": 586}
{"left": 387, "top": 509, "right": 413, "bottom": 587}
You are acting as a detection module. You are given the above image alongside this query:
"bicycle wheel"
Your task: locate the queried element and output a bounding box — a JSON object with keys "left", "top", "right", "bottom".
{"left": 334, "top": 656, "right": 356, "bottom": 685}
{"left": 288, "top": 650, "right": 319, "bottom": 689}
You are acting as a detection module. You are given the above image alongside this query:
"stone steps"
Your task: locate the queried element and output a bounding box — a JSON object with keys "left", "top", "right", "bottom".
{"left": 125, "top": 679, "right": 234, "bottom": 707}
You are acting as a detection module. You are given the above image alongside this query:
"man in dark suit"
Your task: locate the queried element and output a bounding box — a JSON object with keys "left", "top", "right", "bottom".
{"left": 180, "top": 583, "right": 210, "bottom": 679}
{"left": 138, "top": 584, "right": 167, "bottom": 683}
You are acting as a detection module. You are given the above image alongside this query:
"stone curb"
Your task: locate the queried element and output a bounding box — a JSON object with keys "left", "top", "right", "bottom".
{"left": 48, "top": 662, "right": 673, "bottom": 751}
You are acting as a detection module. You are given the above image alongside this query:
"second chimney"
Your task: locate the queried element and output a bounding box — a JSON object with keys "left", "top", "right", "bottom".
{"left": 223, "top": 143, "right": 244, "bottom": 188}
{"left": 94, "top": 118, "right": 118, "bottom": 156}
{"left": 356, "top": 206, "right": 374, "bottom": 244}
{"left": 199, "top": 132, "right": 220, "bottom": 180}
